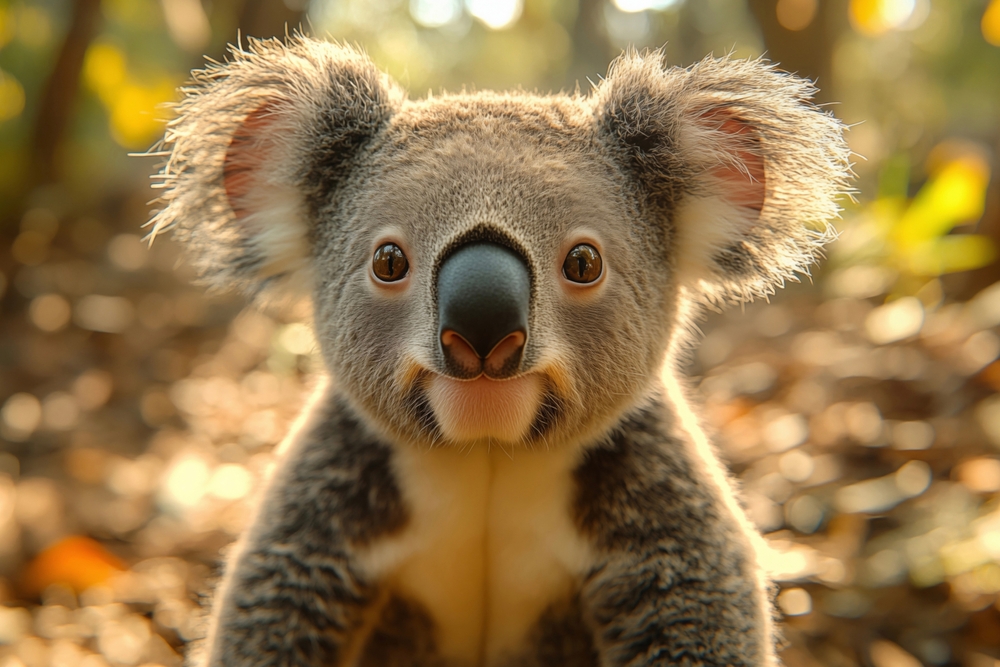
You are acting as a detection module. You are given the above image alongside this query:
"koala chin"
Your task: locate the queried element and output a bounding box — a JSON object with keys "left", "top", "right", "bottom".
{"left": 150, "top": 36, "right": 851, "bottom": 667}
{"left": 426, "top": 374, "right": 544, "bottom": 443}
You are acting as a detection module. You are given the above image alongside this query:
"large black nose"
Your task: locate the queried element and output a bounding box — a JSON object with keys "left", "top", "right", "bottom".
{"left": 437, "top": 242, "right": 530, "bottom": 379}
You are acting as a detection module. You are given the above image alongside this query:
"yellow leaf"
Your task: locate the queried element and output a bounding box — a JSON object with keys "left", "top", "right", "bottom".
{"left": 849, "top": 0, "right": 914, "bottom": 36}
{"left": 894, "top": 157, "right": 990, "bottom": 245}
{"left": 984, "top": 0, "right": 1000, "bottom": 47}
{"left": 904, "top": 235, "right": 996, "bottom": 276}
{"left": 109, "top": 79, "right": 175, "bottom": 149}
{"left": 84, "top": 42, "right": 127, "bottom": 100}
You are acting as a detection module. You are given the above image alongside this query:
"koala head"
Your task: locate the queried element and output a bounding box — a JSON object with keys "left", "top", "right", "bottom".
{"left": 150, "top": 37, "right": 850, "bottom": 451}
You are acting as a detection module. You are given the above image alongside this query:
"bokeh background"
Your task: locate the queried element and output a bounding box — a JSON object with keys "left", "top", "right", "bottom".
{"left": 1, "top": 0, "right": 1000, "bottom": 665}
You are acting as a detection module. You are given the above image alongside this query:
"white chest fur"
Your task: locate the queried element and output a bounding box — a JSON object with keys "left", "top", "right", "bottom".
{"left": 355, "top": 444, "right": 595, "bottom": 665}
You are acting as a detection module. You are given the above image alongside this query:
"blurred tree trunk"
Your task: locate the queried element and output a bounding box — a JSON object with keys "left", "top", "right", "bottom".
{"left": 238, "top": 0, "right": 306, "bottom": 40}
{"left": 30, "top": 0, "right": 103, "bottom": 188}
{"left": 565, "top": 0, "right": 617, "bottom": 93}
{"left": 747, "top": 0, "right": 848, "bottom": 104}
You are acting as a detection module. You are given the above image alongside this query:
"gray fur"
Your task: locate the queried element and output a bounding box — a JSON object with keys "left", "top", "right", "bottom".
{"left": 152, "top": 36, "right": 851, "bottom": 667}
{"left": 357, "top": 596, "right": 443, "bottom": 667}
{"left": 574, "top": 399, "right": 763, "bottom": 665}
{"left": 506, "top": 597, "right": 598, "bottom": 667}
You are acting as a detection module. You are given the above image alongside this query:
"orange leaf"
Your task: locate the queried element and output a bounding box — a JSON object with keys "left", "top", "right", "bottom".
{"left": 21, "top": 536, "right": 126, "bottom": 598}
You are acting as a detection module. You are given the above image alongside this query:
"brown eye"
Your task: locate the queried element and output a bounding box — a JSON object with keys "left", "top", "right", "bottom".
{"left": 373, "top": 243, "right": 409, "bottom": 282}
{"left": 563, "top": 244, "right": 602, "bottom": 284}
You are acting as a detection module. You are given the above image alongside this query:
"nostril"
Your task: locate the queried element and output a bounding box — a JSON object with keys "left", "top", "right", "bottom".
{"left": 441, "top": 330, "right": 481, "bottom": 375}
{"left": 484, "top": 330, "right": 526, "bottom": 377}
{"left": 437, "top": 241, "right": 531, "bottom": 364}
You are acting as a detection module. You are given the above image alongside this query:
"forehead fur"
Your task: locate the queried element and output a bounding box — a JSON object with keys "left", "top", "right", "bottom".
{"left": 334, "top": 93, "right": 636, "bottom": 247}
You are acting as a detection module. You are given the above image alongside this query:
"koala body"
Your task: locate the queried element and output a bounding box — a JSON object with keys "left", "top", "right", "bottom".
{"left": 152, "top": 37, "right": 850, "bottom": 667}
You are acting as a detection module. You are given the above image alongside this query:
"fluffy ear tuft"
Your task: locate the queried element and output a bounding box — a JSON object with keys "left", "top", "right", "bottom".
{"left": 148, "top": 37, "right": 403, "bottom": 296}
{"left": 594, "top": 51, "right": 853, "bottom": 305}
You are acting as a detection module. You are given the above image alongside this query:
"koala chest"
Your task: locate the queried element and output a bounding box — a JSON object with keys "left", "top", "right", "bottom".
{"left": 354, "top": 445, "right": 595, "bottom": 665}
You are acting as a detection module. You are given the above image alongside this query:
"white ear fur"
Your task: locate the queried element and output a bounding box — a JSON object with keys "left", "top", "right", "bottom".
{"left": 223, "top": 100, "right": 311, "bottom": 283}
{"left": 673, "top": 195, "right": 758, "bottom": 296}
{"left": 242, "top": 189, "right": 311, "bottom": 280}
{"left": 672, "top": 111, "right": 769, "bottom": 301}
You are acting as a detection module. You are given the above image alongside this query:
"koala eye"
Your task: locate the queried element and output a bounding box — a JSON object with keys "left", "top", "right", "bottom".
{"left": 563, "top": 244, "right": 602, "bottom": 284}
{"left": 372, "top": 243, "right": 409, "bottom": 282}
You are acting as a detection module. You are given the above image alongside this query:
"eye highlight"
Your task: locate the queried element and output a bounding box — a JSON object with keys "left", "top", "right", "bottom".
{"left": 373, "top": 243, "right": 409, "bottom": 282}
{"left": 563, "top": 244, "right": 602, "bottom": 284}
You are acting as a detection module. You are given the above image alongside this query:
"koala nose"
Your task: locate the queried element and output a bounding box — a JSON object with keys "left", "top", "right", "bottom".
{"left": 437, "top": 242, "right": 530, "bottom": 379}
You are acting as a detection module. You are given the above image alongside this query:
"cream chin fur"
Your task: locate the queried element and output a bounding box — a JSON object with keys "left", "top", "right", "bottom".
{"left": 426, "top": 374, "right": 544, "bottom": 444}
{"left": 355, "top": 443, "right": 593, "bottom": 664}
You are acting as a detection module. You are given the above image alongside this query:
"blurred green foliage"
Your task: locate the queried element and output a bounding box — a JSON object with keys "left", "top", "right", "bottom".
{"left": 2, "top": 0, "right": 999, "bottom": 291}
{"left": 832, "top": 146, "right": 995, "bottom": 299}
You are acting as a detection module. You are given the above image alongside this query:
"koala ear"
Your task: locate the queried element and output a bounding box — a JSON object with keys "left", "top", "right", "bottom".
{"left": 594, "top": 51, "right": 852, "bottom": 305}
{"left": 148, "top": 37, "right": 402, "bottom": 296}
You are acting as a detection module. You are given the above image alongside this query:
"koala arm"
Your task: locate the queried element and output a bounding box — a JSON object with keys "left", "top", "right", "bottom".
{"left": 576, "top": 399, "right": 773, "bottom": 667}
{"left": 196, "top": 387, "right": 407, "bottom": 667}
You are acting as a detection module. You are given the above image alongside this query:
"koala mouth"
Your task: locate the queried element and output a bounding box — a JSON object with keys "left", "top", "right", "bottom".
{"left": 425, "top": 373, "right": 544, "bottom": 445}
{"left": 424, "top": 240, "right": 550, "bottom": 444}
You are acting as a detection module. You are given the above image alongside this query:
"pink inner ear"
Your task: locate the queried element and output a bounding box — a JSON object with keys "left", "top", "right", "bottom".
{"left": 224, "top": 101, "right": 279, "bottom": 219}
{"left": 704, "top": 113, "right": 766, "bottom": 214}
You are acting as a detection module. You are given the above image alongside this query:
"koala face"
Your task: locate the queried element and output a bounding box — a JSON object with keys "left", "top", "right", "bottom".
{"left": 151, "top": 38, "right": 850, "bottom": 451}
{"left": 310, "top": 98, "right": 672, "bottom": 448}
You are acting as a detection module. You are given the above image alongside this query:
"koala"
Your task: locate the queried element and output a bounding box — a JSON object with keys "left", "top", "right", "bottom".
{"left": 150, "top": 36, "right": 850, "bottom": 667}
